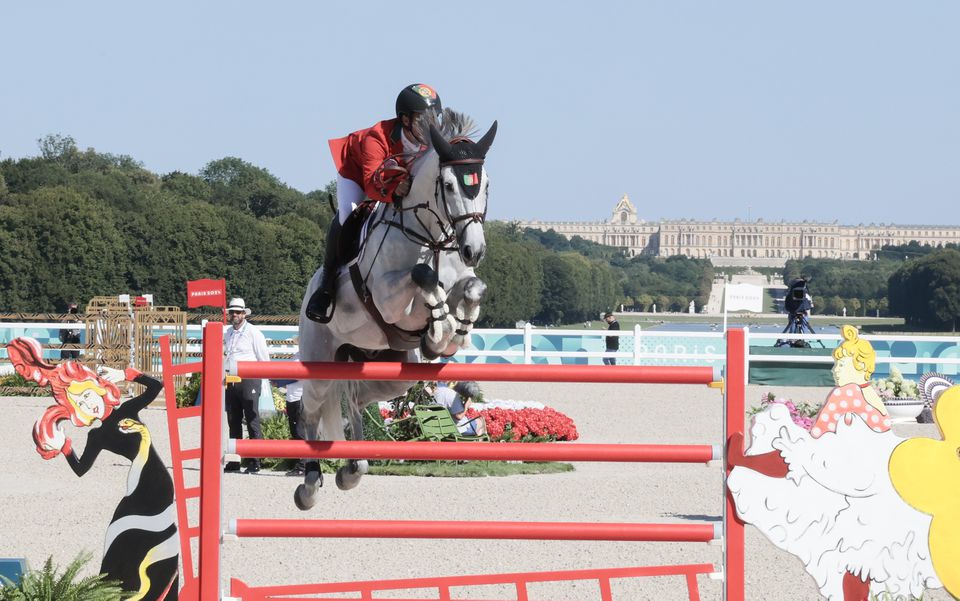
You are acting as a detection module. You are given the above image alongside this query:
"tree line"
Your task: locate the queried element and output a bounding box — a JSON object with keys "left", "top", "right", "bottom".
{"left": 0, "top": 136, "right": 714, "bottom": 327}
{"left": 783, "top": 243, "right": 960, "bottom": 331}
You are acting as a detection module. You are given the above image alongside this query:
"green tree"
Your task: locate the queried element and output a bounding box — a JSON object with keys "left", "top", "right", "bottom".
{"left": 476, "top": 222, "right": 544, "bottom": 327}
{"left": 889, "top": 249, "right": 960, "bottom": 331}
{"left": 538, "top": 253, "right": 591, "bottom": 324}
{"left": 37, "top": 133, "right": 78, "bottom": 163}
{"left": 824, "top": 295, "right": 844, "bottom": 315}
{"left": 0, "top": 187, "right": 127, "bottom": 311}
{"left": 636, "top": 293, "right": 654, "bottom": 312}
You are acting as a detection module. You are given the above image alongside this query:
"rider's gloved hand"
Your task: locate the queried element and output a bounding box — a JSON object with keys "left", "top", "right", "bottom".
{"left": 394, "top": 178, "right": 411, "bottom": 199}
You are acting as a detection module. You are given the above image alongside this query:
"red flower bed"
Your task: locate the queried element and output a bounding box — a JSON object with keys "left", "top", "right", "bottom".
{"left": 380, "top": 404, "right": 579, "bottom": 442}
{"left": 474, "top": 406, "right": 579, "bottom": 442}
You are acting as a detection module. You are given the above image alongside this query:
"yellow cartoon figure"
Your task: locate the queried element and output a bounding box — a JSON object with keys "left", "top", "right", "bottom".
{"left": 890, "top": 384, "right": 960, "bottom": 597}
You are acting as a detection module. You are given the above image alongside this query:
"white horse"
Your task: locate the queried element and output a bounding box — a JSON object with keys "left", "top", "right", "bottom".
{"left": 294, "top": 111, "right": 497, "bottom": 510}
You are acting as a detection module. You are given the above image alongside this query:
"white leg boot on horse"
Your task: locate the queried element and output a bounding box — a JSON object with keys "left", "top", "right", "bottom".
{"left": 295, "top": 110, "right": 497, "bottom": 509}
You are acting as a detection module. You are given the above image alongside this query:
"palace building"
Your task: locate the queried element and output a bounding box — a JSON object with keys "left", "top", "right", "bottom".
{"left": 520, "top": 195, "right": 960, "bottom": 266}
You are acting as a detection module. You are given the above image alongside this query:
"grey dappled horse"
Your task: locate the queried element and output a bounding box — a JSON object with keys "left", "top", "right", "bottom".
{"left": 294, "top": 111, "right": 496, "bottom": 510}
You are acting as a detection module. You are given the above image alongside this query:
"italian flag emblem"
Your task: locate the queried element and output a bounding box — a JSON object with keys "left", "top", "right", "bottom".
{"left": 463, "top": 172, "right": 479, "bottom": 186}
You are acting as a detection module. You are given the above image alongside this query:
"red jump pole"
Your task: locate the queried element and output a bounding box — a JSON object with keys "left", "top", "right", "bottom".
{"left": 228, "top": 519, "right": 719, "bottom": 543}
{"left": 231, "top": 439, "right": 720, "bottom": 464}
{"left": 198, "top": 322, "right": 224, "bottom": 601}
{"left": 724, "top": 328, "right": 746, "bottom": 601}
{"left": 231, "top": 360, "right": 720, "bottom": 385}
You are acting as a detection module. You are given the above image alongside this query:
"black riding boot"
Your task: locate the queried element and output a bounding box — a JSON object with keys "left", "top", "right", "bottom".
{"left": 306, "top": 219, "right": 342, "bottom": 323}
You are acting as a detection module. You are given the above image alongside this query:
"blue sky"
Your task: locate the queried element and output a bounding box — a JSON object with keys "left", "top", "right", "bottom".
{"left": 1, "top": 1, "right": 957, "bottom": 225}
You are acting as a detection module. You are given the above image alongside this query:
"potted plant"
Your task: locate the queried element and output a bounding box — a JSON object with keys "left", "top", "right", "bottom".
{"left": 0, "top": 552, "right": 123, "bottom": 601}
{"left": 872, "top": 366, "right": 923, "bottom": 422}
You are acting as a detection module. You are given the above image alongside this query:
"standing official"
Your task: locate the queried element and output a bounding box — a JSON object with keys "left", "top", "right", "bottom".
{"left": 603, "top": 312, "right": 620, "bottom": 366}
{"left": 223, "top": 297, "right": 270, "bottom": 474}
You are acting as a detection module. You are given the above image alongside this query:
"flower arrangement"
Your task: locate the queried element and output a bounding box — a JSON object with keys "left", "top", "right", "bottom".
{"left": 749, "top": 392, "right": 820, "bottom": 430}
{"left": 476, "top": 406, "right": 579, "bottom": 442}
{"left": 872, "top": 366, "right": 919, "bottom": 400}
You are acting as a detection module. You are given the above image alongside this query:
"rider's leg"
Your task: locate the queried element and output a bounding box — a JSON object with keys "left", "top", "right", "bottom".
{"left": 305, "top": 218, "right": 342, "bottom": 323}
{"left": 306, "top": 177, "right": 362, "bottom": 323}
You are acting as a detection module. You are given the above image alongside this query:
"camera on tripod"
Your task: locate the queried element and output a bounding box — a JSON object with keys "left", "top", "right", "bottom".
{"left": 784, "top": 278, "right": 813, "bottom": 316}
{"left": 776, "top": 278, "right": 823, "bottom": 348}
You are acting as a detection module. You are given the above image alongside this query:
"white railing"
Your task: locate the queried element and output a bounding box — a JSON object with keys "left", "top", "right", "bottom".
{"left": 2, "top": 322, "right": 959, "bottom": 375}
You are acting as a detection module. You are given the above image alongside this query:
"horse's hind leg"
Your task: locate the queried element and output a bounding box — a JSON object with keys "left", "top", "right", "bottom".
{"left": 294, "top": 380, "right": 338, "bottom": 511}
{"left": 335, "top": 400, "right": 368, "bottom": 491}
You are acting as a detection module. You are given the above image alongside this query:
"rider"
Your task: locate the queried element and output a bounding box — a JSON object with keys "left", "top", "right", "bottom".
{"left": 305, "top": 83, "right": 443, "bottom": 323}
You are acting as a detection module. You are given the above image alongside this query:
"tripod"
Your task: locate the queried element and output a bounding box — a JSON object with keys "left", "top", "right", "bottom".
{"left": 775, "top": 311, "right": 825, "bottom": 348}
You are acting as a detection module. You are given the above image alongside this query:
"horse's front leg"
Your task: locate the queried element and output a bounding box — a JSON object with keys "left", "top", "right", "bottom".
{"left": 372, "top": 265, "right": 457, "bottom": 355}
{"left": 442, "top": 275, "right": 487, "bottom": 353}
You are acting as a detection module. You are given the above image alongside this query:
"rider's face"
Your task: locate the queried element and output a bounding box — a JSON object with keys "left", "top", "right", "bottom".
{"left": 402, "top": 112, "right": 429, "bottom": 145}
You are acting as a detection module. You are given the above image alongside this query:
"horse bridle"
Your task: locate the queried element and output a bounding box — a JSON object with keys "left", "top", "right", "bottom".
{"left": 386, "top": 153, "right": 488, "bottom": 270}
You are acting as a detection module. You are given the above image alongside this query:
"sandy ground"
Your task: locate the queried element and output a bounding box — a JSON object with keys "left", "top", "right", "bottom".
{"left": 0, "top": 383, "right": 952, "bottom": 601}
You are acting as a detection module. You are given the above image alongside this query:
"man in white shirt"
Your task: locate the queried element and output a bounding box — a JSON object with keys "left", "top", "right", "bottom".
{"left": 223, "top": 297, "right": 271, "bottom": 474}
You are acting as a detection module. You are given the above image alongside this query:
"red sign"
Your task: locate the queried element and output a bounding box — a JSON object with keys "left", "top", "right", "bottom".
{"left": 186, "top": 279, "right": 226, "bottom": 309}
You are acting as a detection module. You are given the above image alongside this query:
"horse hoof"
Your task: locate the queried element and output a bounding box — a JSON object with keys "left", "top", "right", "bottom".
{"left": 420, "top": 337, "right": 441, "bottom": 360}
{"left": 411, "top": 264, "right": 439, "bottom": 290}
{"left": 294, "top": 484, "right": 317, "bottom": 511}
{"left": 335, "top": 465, "right": 364, "bottom": 491}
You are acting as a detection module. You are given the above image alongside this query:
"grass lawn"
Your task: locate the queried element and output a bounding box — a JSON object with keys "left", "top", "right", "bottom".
{"left": 264, "top": 458, "right": 575, "bottom": 477}
{"left": 369, "top": 461, "right": 575, "bottom": 477}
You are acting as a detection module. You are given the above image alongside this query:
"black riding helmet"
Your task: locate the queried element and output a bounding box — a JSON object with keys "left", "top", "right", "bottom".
{"left": 396, "top": 83, "right": 442, "bottom": 119}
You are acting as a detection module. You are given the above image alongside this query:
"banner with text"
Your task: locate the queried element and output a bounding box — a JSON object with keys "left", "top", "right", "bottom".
{"left": 186, "top": 279, "right": 226, "bottom": 309}
{"left": 724, "top": 283, "right": 764, "bottom": 313}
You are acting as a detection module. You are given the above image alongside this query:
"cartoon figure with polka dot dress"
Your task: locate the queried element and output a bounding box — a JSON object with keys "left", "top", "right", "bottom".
{"left": 726, "top": 325, "right": 945, "bottom": 600}
{"left": 811, "top": 325, "right": 891, "bottom": 438}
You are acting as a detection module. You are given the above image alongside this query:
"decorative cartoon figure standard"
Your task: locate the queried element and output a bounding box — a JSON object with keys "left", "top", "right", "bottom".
{"left": 727, "top": 325, "right": 948, "bottom": 600}
{"left": 7, "top": 337, "right": 179, "bottom": 600}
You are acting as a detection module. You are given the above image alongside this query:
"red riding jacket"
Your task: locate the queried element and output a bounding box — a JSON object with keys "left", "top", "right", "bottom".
{"left": 328, "top": 118, "right": 410, "bottom": 202}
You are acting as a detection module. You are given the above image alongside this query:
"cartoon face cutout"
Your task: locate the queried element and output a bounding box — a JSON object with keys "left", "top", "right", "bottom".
{"left": 68, "top": 387, "right": 106, "bottom": 425}
{"left": 832, "top": 353, "right": 866, "bottom": 387}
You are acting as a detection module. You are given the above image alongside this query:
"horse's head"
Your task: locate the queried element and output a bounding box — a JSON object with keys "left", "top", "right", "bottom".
{"left": 428, "top": 121, "right": 497, "bottom": 267}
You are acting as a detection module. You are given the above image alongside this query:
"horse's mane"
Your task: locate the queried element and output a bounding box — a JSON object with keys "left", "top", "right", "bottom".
{"left": 407, "top": 108, "right": 476, "bottom": 177}
{"left": 439, "top": 108, "right": 477, "bottom": 140}
{"left": 420, "top": 108, "right": 477, "bottom": 147}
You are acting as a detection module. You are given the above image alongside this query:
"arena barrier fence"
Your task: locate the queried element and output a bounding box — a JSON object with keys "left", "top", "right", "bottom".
{"left": 159, "top": 323, "right": 747, "bottom": 601}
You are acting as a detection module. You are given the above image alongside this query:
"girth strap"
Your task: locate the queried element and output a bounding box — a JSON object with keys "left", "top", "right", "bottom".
{"left": 349, "top": 264, "right": 426, "bottom": 351}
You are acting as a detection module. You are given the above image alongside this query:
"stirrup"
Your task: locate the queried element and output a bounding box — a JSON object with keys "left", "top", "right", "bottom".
{"left": 305, "top": 289, "right": 335, "bottom": 324}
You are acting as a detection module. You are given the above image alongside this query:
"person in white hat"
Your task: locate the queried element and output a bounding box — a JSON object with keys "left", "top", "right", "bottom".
{"left": 223, "top": 297, "right": 271, "bottom": 473}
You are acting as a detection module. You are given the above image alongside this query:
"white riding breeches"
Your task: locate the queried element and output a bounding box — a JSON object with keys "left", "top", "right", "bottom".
{"left": 336, "top": 175, "right": 365, "bottom": 225}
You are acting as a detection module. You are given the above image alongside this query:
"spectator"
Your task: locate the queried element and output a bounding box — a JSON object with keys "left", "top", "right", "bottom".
{"left": 59, "top": 302, "right": 82, "bottom": 361}
{"left": 273, "top": 339, "right": 306, "bottom": 477}
{"left": 223, "top": 298, "right": 270, "bottom": 474}
{"left": 603, "top": 312, "right": 620, "bottom": 366}
{"left": 431, "top": 381, "right": 485, "bottom": 435}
